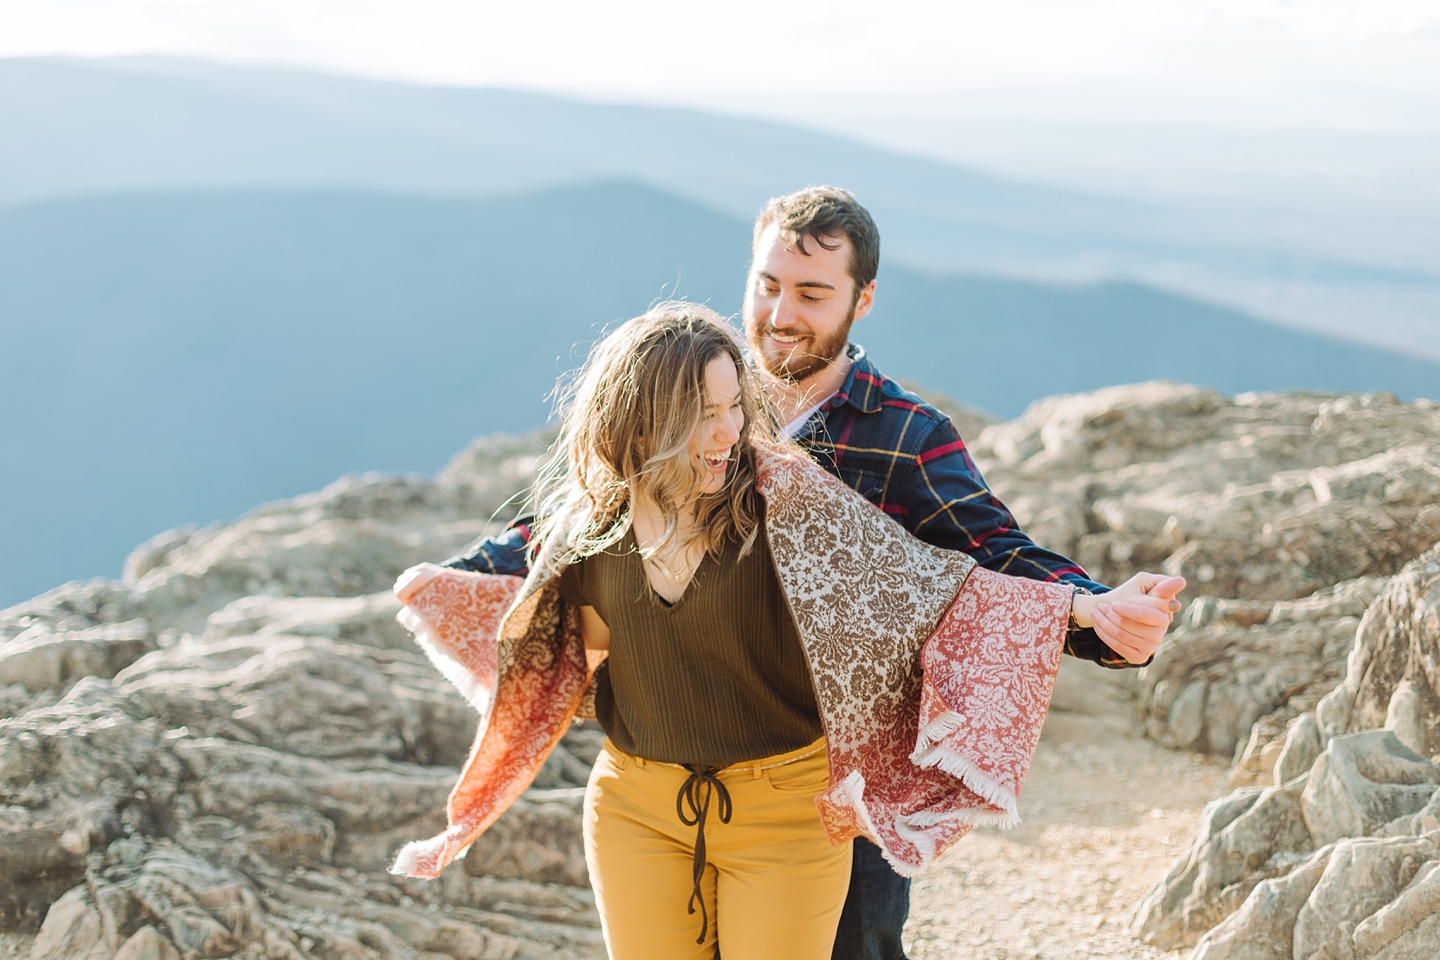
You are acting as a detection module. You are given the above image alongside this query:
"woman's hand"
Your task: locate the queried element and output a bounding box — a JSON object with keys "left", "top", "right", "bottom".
{"left": 1070, "top": 573, "right": 1186, "bottom": 664}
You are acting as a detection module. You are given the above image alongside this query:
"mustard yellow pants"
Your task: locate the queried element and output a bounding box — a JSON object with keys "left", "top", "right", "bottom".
{"left": 583, "top": 737, "right": 853, "bottom": 960}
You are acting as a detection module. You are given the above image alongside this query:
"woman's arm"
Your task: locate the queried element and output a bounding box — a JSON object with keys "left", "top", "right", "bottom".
{"left": 579, "top": 605, "right": 611, "bottom": 652}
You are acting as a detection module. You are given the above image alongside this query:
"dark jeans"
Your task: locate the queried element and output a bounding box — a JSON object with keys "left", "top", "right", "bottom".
{"left": 832, "top": 837, "right": 910, "bottom": 960}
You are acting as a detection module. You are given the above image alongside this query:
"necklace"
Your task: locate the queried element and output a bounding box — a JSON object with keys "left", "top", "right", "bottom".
{"left": 638, "top": 529, "right": 703, "bottom": 585}
{"left": 645, "top": 552, "right": 695, "bottom": 584}
{"left": 632, "top": 503, "right": 704, "bottom": 587}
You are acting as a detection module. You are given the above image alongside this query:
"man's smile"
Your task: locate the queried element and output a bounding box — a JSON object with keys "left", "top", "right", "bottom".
{"left": 763, "top": 328, "right": 810, "bottom": 346}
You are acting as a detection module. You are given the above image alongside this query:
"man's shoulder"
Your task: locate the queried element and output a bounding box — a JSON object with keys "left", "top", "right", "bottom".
{"left": 876, "top": 377, "right": 951, "bottom": 424}
{"left": 850, "top": 353, "right": 952, "bottom": 429}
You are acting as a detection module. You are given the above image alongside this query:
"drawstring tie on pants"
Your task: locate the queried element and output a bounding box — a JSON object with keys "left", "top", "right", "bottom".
{"left": 676, "top": 765, "right": 732, "bottom": 945}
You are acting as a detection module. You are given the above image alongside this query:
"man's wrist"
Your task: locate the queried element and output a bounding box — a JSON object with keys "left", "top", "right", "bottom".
{"left": 1069, "top": 586, "right": 1096, "bottom": 632}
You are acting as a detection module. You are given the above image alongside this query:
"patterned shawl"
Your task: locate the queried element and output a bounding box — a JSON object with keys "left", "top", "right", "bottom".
{"left": 390, "top": 444, "right": 1072, "bottom": 879}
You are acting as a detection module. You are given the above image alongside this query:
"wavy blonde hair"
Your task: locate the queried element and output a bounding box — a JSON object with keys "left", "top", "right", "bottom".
{"left": 532, "top": 302, "right": 773, "bottom": 566}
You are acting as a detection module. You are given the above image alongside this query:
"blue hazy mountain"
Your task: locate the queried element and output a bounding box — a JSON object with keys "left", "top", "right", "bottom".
{"left": 3, "top": 182, "right": 1438, "bottom": 607}
{"left": 3, "top": 55, "right": 1412, "bottom": 292}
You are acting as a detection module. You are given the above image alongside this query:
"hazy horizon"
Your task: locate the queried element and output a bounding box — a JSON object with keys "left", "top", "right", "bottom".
{"left": 6, "top": 49, "right": 1438, "bottom": 361}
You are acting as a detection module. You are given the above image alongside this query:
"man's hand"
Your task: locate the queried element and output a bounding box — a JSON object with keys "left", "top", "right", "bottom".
{"left": 1071, "top": 573, "right": 1186, "bottom": 664}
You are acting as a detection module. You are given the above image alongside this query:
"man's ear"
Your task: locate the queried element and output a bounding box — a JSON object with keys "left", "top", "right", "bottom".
{"left": 852, "top": 280, "right": 877, "bottom": 323}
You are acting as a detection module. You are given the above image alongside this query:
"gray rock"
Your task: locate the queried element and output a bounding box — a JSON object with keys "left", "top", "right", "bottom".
{"left": 1300, "top": 732, "right": 1439, "bottom": 847}
{"left": 1188, "top": 847, "right": 1331, "bottom": 960}
{"left": 1373, "top": 790, "right": 1440, "bottom": 840}
{"left": 1131, "top": 779, "right": 1314, "bottom": 949}
{"left": 977, "top": 387, "right": 1440, "bottom": 770}
{"left": 1140, "top": 578, "right": 1384, "bottom": 766}
{"left": 111, "top": 926, "right": 182, "bottom": 960}
{"left": 28, "top": 887, "right": 109, "bottom": 960}
{"left": 1274, "top": 713, "right": 1325, "bottom": 787}
{"left": 975, "top": 387, "right": 1440, "bottom": 602}
{"left": 1351, "top": 856, "right": 1440, "bottom": 959}
{"left": 1140, "top": 547, "right": 1440, "bottom": 956}
{"left": 1141, "top": 741, "right": 1438, "bottom": 955}
{"left": 115, "top": 632, "right": 476, "bottom": 767}
{"left": 1293, "top": 834, "right": 1440, "bottom": 960}
{"left": 0, "top": 433, "right": 605, "bottom": 956}
{"left": 465, "top": 789, "right": 588, "bottom": 888}
{"left": 12, "top": 388, "right": 1435, "bottom": 958}
{"left": 1384, "top": 682, "right": 1430, "bottom": 759}
{"left": 1315, "top": 547, "right": 1440, "bottom": 759}
{"left": 1, "top": 580, "right": 144, "bottom": 645}
{"left": 203, "top": 591, "right": 410, "bottom": 649}
{"left": 0, "top": 620, "right": 154, "bottom": 696}
{"left": 1366, "top": 913, "right": 1440, "bottom": 960}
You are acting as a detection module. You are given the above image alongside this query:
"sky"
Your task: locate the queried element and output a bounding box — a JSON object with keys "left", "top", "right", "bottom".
{"left": 3, "top": 0, "right": 1439, "bottom": 112}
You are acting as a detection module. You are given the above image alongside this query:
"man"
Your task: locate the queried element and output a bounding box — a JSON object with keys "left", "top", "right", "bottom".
{"left": 444, "top": 186, "right": 1183, "bottom": 959}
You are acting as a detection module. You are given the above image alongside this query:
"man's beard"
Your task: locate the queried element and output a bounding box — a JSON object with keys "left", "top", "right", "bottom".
{"left": 746, "top": 307, "right": 856, "bottom": 382}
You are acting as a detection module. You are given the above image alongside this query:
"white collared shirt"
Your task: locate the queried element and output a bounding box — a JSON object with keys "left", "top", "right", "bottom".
{"left": 780, "top": 393, "right": 837, "bottom": 440}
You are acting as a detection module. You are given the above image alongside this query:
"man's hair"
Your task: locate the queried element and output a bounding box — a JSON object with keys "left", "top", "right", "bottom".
{"left": 753, "top": 186, "right": 881, "bottom": 300}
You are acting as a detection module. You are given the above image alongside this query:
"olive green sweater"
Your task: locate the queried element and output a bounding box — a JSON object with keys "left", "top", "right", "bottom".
{"left": 557, "top": 524, "right": 822, "bottom": 768}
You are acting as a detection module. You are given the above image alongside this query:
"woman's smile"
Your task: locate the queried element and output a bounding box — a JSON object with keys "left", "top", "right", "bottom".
{"left": 702, "top": 448, "right": 731, "bottom": 474}
{"left": 688, "top": 355, "right": 746, "bottom": 494}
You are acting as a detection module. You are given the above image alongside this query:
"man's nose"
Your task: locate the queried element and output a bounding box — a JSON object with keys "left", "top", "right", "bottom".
{"left": 770, "top": 293, "right": 799, "bottom": 329}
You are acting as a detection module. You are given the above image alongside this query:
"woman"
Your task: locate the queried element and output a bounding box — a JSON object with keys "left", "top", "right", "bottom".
{"left": 391, "top": 303, "right": 1109, "bottom": 958}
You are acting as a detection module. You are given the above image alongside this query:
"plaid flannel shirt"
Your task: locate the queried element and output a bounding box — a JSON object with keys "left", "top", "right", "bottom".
{"left": 445, "top": 344, "right": 1128, "bottom": 667}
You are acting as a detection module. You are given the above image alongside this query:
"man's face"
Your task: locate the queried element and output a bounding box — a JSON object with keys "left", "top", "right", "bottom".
{"left": 743, "top": 223, "right": 875, "bottom": 382}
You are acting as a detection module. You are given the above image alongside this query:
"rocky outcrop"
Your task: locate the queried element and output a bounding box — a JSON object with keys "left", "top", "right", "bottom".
{"left": 1316, "top": 547, "right": 1440, "bottom": 762}
{"left": 8, "top": 385, "right": 1440, "bottom": 959}
{"left": 1130, "top": 547, "right": 1440, "bottom": 958}
{"left": 973, "top": 385, "right": 1440, "bottom": 763}
{"left": 973, "top": 385, "right": 1440, "bottom": 602}
{"left": 1, "top": 434, "right": 610, "bottom": 958}
{"left": 1141, "top": 577, "right": 1387, "bottom": 768}
{"left": 973, "top": 384, "right": 1440, "bottom": 956}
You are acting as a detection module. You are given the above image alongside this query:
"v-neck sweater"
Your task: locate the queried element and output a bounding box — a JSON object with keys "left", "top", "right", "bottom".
{"left": 556, "top": 521, "right": 823, "bottom": 768}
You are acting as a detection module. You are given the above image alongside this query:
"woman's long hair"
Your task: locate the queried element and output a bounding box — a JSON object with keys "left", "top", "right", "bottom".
{"left": 531, "top": 302, "right": 774, "bottom": 567}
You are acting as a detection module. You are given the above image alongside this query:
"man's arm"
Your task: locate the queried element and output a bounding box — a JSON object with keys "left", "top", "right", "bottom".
{"left": 441, "top": 517, "right": 534, "bottom": 577}
{"left": 901, "top": 417, "right": 1143, "bottom": 668}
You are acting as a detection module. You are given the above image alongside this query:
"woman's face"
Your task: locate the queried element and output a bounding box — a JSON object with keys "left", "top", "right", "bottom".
{"left": 688, "top": 356, "right": 746, "bottom": 495}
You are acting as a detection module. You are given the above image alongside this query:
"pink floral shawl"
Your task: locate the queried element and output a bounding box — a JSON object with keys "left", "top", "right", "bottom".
{"left": 390, "top": 445, "right": 1072, "bottom": 879}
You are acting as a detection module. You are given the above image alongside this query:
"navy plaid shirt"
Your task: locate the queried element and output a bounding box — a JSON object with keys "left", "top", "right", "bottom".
{"left": 446, "top": 343, "right": 1127, "bottom": 667}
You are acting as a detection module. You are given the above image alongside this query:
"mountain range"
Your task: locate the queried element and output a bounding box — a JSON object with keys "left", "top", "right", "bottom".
{"left": 4, "top": 181, "right": 1438, "bottom": 607}
{"left": 6, "top": 56, "right": 1430, "bottom": 301}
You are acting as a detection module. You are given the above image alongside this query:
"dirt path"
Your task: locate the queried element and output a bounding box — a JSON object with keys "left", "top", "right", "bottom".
{"left": 906, "top": 659, "right": 1228, "bottom": 960}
